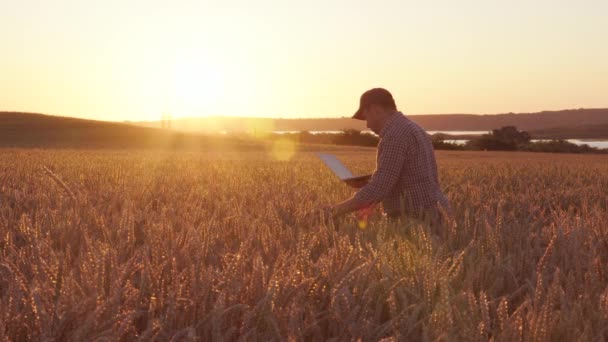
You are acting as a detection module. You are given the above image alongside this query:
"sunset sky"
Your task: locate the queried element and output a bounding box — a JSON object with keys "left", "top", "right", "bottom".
{"left": 2, "top": 0, "right": 607, "bottom": 121}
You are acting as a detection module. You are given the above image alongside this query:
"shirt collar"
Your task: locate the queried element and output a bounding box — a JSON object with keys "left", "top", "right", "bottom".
{"left": 379, "top": 111, "right": 401, "bottom": 138}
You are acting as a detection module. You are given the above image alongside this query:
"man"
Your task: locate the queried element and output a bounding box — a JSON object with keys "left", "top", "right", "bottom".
{"left": 329, "top": 88, "right": 450, "bottom": 223}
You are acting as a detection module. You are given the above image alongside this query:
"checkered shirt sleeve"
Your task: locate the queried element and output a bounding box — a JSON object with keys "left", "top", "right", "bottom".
{"left": 350, "top": 133, "right": 408, "bottom": 209}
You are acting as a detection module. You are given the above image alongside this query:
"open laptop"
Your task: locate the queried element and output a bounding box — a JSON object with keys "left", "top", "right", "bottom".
{"left": 316, "top": 153, "right": 371, "bottom": 188}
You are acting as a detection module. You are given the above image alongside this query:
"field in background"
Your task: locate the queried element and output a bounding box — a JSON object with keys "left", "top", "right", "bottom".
{"left": 1, "top": 149, "right": 607, "bottom": 340}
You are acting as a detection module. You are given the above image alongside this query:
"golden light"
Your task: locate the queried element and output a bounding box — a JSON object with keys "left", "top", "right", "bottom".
{"left": 246, "top": 118, "right": 275, "bottom": 138}
{"left": 168, "top": 57, "right": 224, "bottom": 115}
{"left": 358, "top": 219, "right": 368, "bottom": 230}
{"left": 357, "top": 207, "right": 372, "bottom": 229}
{"left": 198, "top": 116, "right": 225, "bottom": 133}
{"left": 271, "top": 137, "right": 297, "bottom": 161}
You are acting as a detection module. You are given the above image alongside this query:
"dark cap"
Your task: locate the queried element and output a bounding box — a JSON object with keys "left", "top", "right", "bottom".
{"left": 352, "top": 88, "right": 396, "bottom": 120}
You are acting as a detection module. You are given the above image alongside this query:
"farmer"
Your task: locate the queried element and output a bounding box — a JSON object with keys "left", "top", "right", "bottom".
{"left": 328, "top": 88, "right": 451, "bottom": 224}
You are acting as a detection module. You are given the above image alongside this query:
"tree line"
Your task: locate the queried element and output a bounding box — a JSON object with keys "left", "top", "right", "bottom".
{"left": 268, "top": 127, "right": 607, "bottom": 154}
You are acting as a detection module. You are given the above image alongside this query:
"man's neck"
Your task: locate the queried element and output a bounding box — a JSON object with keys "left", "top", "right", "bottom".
{"left": 379, "top": 111, "right": 399, "bottom": 137}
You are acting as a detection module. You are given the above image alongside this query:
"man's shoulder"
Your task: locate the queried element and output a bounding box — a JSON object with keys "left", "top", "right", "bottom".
{"left": 386, "top": 114, "right": 419, "bottom": 136}
{"left": 399, "top": 113, "right": 424, "bottom": 128}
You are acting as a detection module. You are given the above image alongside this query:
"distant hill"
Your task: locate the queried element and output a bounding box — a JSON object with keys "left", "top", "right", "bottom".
{"left": 136, "top": 116, "right": 368, "bottom": 132}
{"left": 3, "top": 109, "right": 608, "bottom": 150}
{"left": 0, "top": 112, "right": 261, "bottom": 150}
{"left": 136, "top": 108, "right": 608, "bottom": 137}
{"left": 410, "top": 108, "right": 608, "bottom": 131}
{"left": 529, "top": 124, "right": 608, "bottom": 139}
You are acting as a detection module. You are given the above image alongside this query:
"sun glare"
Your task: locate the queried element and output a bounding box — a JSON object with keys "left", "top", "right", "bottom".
{"left": 271, "top": 138, "right": 297, "bottom": 161}
{"left": 246, "top": 118, "right": 275, "bottom": 138}
{"left": 168, "top": 58, "right": 224, "bottom": 115}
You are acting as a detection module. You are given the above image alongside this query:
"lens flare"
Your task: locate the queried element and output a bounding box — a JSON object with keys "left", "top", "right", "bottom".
{"left": 246, "top": 118, "right": 274, "bottom": 138}
{"left": 358, "top": 219, "right": 367, "bottom": 230}
{"left": 271, "top": 138, "right": 297, "bottom": 161}
{"left": 356, "top": 206, "right": 373, "bottom": 230}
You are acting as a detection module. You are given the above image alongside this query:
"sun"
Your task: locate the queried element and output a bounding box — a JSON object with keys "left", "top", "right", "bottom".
{"left": 168, "top": 58, "right": 224, "bottom": 115}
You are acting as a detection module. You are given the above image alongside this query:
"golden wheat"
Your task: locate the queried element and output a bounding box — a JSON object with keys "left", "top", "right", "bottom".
{"left": 0, "top": 148, "right": 607, "bottom": 340}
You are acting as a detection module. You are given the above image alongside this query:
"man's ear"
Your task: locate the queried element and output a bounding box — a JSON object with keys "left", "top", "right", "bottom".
{"left": 368, "top": 104, "right": 381, "bottom": 117}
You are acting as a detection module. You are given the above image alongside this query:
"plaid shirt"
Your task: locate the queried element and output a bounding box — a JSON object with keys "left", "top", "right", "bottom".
{"left": 347, "top": 112, "right": 449, "bottom": 217}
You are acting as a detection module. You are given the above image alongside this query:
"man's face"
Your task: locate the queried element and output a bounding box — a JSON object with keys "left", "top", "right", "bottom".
{"left": 364, "top": 105, "right": 384, "bottom": 135}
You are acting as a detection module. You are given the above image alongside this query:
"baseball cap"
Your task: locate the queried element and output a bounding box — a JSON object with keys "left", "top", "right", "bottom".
{"left": 352, "top": 88, "right": 396, "bottom": 120}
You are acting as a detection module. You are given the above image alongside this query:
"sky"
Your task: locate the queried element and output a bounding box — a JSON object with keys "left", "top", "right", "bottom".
{"left": 1, "top": 0, "right": 607, "bottom": 121}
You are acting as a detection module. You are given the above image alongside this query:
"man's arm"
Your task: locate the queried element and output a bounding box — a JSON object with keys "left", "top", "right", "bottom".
{"left": 332, "top": 134, "right": 408, "bottom": 216}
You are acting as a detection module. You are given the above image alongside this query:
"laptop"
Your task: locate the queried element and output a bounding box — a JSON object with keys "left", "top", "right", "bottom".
{"left": 316, "top": 153, "right": 371, "bottom": 188}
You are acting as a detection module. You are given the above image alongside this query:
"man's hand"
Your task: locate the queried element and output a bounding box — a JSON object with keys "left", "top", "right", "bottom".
{"left": 343, "top": 175, "right": 371, "bottom": 188}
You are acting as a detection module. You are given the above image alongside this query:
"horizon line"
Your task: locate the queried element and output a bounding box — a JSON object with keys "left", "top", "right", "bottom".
{"left": 2, "top": 107, "right": 608, "bottom": 123}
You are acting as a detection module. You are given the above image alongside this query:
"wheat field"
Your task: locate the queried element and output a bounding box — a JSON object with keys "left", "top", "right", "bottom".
{"left": 1, "top": 148, "right": 607, "bottom": 341}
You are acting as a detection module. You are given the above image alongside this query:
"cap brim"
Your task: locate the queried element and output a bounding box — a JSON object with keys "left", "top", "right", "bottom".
{"left": 352, "top": 108, "right": 365, "bottom": 120}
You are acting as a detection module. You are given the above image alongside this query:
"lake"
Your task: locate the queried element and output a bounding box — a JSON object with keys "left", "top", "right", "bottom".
{"left": 274, "top": 130, "right": 489, "bottom": 135}
{"left": 444, "top": 139, "right": 608, "bottom": 149}
{"left": 273, "top": 130, "right": 608, "bottom": 149}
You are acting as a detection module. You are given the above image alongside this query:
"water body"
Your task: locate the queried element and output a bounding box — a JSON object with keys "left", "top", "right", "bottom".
{"left": 272, "top": 130, "right": 608, "bottom": 149}
{"left": 550, "top": 139, "right": 608, "bottom": 149}
{"left": 426, "top": 130, "right": 489, "bottom": 136}
{"left": 275, "top": 130, "right": 488, "bottom": 135}
{"left": 275, "top": 130, "right": 367, "bottom": 135}
{"left": 444, "top": 139, "right": 608, "bottom": 149}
